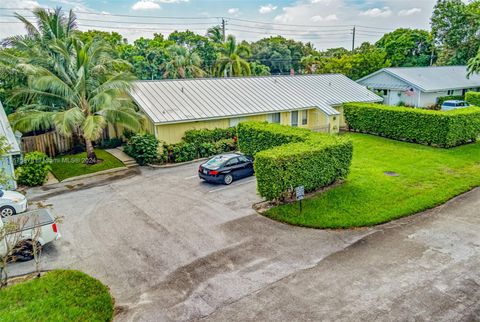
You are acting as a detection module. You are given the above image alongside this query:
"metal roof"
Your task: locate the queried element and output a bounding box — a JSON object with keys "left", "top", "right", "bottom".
{"left": 357, "top": 66, "right": 480, "bottom": 92}
{"left": 130, "top": 74, "right": 382, "bottom": 124}
{"left": 0, "top": 101, "right": 20, "bottom": 155}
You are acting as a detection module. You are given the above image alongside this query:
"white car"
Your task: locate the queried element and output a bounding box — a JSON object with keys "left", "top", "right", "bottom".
{"left": 0, "top": 208, "right": 60, "bottom": 261}
{"left": 0, "top": 190, "right": 27, "bottom": 218}
{"left": 441, "top": 100, "right": 470, "bottom": 111}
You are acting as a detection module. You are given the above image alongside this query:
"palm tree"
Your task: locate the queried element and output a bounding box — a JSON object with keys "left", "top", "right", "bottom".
{"left": 10, "top": 38, "right": 143, "bottom": 164}
{"left": 215, "top": 35, "right": 251, "bottom": 77}
{"left": 301, "top": 55, "right": 321, "bottom": 74}
{"left": 206, "top": 25, "right": 223, "bottom": 44}
{"left": 161, "top": 45, "right": 206, "bottom": 79}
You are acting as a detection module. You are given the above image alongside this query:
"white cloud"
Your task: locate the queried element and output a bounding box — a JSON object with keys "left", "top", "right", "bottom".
{"left": 359, "top": 7, "right": 392, "bottom": 18}
{"left": 398, "top": 8, "right": 422, "bottom": 16}
{"left": 228, "top": 8, "right": 240, "bottom": 15}
{"left": 132, "top": 1, "right": 161, "bottom": 10}
{"left": 156, "top": 0, "right": 189, "bottom": 2}
{"left": 4, "top": 0, "right": 40, "bottom": 8}
{"left": 259, "top": 4, "right": 277, "bottom": 14}
{"left": 311, "top": 14, "right": 338, "bottom": 22}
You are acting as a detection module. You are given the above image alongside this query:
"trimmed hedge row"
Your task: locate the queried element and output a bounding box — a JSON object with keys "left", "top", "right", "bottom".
{"left": 183, "top": 127, "right": 236, "bottom": 145}
{"left": 343, "top": 102, "right": 480, "bottom": 147}
{"left": 466, "top": 92, "right": 480, "bottom": 107}
{"left": 237, "top": 122, "right": 352, "bottom": 201}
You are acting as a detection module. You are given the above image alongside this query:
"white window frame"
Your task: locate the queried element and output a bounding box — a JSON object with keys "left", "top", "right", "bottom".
{"left": 301, "top": 110, "right": 308, "bottom": 125}
{"left": 291, "top": 111, "right": 299, "bottom": 127}
{"left": 268, "top": 113, "right": 281, "bottom": 124}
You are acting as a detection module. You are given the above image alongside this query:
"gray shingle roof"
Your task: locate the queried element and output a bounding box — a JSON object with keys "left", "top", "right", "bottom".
{"left": 358, "top": 66, "right": 480, "bottom": 92}
{"left": 0, "top": 102, "right": 20, "bottom": 155}
{"left": 130, "top": 74, "right": 381, "bottom": 124}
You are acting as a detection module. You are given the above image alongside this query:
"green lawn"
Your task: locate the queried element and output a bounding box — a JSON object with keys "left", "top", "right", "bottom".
{"left": 50, "top": 149, "right": 124, "bottom": 181}
{"left": 264, "top": 133, "right": 480, "bottom": 229}
{"left": 0, "top": 270, "right": 114, "bottom": 322}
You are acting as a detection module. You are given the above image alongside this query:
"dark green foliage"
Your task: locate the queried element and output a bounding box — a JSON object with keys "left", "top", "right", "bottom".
{"left": 375, "top": 29, "right": 434, "bottom": 67}
{"left": 237, "top": 122, "right": 353, "bottom": 201}
{"left": 343, "top": 102, "right": 480, "bottom": 147}
{"left": 465, "top": 92, "right": 480, "bottom": 106}
{"left": 99, "top": 137, "right": 123, "bottom": 149}
{"left": 163, "top": 137, "right": 237, "bottom": 163}
{"left": 183, "top": 127, "right": 236, "bottom": 145}
{"left": 16, "top": 152, "right": 51, "bottom": 186}
{"left": 124, "top": 134, "right": 159, "bottom": 165}
{"left": 436, "top": 95, "right": 464, "bottom": 106}
{"left": 0, "top": 270, "right": 114, "bottom": 321}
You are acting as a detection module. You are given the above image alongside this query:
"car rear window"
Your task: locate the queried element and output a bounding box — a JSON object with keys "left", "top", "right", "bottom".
{"left": 205, "top": 156, "right": 228, "bottom": 167}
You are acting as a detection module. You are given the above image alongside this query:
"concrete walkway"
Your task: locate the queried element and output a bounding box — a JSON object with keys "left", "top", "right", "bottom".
{"left": 105, "top": 147, "right": 138, "bottom": 168}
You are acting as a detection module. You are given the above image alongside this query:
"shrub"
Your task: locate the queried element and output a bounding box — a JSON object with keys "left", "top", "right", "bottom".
{"left": 465, "top": 91, "right": 480, "bottom": 106}
{"left": 16, "top": 151, "right": 51, "bottom": 186}
{"left": 163, "top": 142, "right": 197, "bottom": 163}
{"left": 183, "top": 127, "right": 236, "bottom": 145}
{"left": 214, "top": 138, "right": 237, "bottom": 154}
{"left": 99, "top": 137, "right": 123, "bottom": 149}
{"left": 343, "top": 102, "right": 480, "bottom": 147}
{"left": 437, "top": 95, "right": 464, "bottom": 107}
{"left": 124, "top": 134, "right": 159, "bottom": 165}
{"left": 237, "top": 122, "right": 353, "bottom": 201}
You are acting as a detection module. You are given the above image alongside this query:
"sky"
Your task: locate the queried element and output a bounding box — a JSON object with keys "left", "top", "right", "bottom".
{"left": 0, "top": 0, "right": 439, "bottom": 50}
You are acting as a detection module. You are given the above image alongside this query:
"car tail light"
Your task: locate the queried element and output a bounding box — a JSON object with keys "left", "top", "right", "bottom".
{"left": 198, "top": 165, "right": 202, "bottom": 172}
{"left": 52, "top": 223, "right": 58, "bottom": 233}
{"left": 210, "top": 170, "right": 219, "bottom": 175}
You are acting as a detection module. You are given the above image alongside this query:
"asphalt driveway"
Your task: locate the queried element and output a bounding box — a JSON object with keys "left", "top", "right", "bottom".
{"left": 10, "top": 162, "right": 480, "bottom": 321}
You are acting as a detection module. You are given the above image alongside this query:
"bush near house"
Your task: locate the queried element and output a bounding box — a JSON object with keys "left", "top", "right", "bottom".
{"left": 237, "top": 122, "right": 352, "bottom": 201}
{"left": 124, "top": 134, "right": 159, "bottom": 165}
{"left": 183, "top": 127, "right": 237, "bottom": 145}
{"left": 16, "top": 152, "right": 51, "bottom": 186}
{"left": 343, "top": 102, "right": 480, "bottom": 147}
{"left": 0, "top": 270, "right": 114, "bottom": 321}
{"left": 161, "top": 128, "right": 238, "bottom": 164}
{"left": 465, "top": 91, "right": 480, "bottom": 106}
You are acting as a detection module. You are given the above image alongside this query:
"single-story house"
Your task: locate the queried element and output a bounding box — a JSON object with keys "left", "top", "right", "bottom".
{"left": 130, "top": 74, "right": 381, "bottom": 143}
{"left": 0, "top": 101, "right": 21, "bottom": 189}
{"left": 357, "top": 66, "right": 480, "bottom": 108}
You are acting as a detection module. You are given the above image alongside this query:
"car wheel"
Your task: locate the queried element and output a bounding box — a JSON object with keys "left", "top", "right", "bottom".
{"left": 223, "top": 173, "right": 233, "bottom": 185}
{"left": 13, "top": 241, "right": 41, "bottom": 262}
{"left": 0, "top": 205, "right": 16, "bottom": 218}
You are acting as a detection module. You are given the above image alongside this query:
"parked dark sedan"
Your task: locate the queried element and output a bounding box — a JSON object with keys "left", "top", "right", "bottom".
{"left": 198, "top": 153, "right": 254, "bottom": 185}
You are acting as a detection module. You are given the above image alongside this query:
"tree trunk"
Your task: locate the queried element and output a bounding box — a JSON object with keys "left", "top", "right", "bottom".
{"left": 84, "top": 138, "right": 97, "bottom": 165}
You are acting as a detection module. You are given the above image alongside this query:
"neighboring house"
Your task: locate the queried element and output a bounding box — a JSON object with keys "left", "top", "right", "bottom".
{"left": 0, "top": 102, "right": 21, "bottom": 189}
{"left": 357, "top": 66, "right": 480, "bottom": 108}
{"left": 130, "top": 74, "right": 381, "bottom": 143}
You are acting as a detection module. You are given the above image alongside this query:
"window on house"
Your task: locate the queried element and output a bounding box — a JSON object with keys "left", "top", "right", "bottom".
{"left": 462, "top": 89, "right": 468, "bottom": 95}
{"left": 383, "top": 89, "right": 388, "bottom": 96}
{"left": 291, "top": 111, "right": 298, "bottom": 127}
{"left": 447, "top": 90, "right": 454, "bottom": 95}
{"left": 302, "top": 110, "right": 308, "bottom": 125}
{"left": 268, "top": 113, "right": 281, "bottom": 124}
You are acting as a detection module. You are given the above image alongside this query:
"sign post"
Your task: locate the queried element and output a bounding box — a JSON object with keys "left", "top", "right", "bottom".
{"left": 295, "top": 186, "right": 305, "bottom": 214}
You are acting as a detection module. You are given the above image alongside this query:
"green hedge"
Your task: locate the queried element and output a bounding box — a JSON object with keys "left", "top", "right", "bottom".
{"left": 465, "top": 92, "right": 480, "bottom": 106}
{"left": 183, "top": 127, "right": 236, "bottom": 145}
{"left": 237, "top": 122, "right": 352, "bottom": 201}
{"left": 436, "top": 95, "right": 464, "bottom": 106}
{"left": 163, "top": 138, "right": 236, "bottom": 163}
{"left": 343, "top": 102, "right": 480, "bottom": 147}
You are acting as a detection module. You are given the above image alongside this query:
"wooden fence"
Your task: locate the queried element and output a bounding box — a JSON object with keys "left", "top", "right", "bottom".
{"left": 21, "top": 131, "right": 73, "bottom": 157}
{"left": 20, "top": 129, "right": 110, "bottom": 157}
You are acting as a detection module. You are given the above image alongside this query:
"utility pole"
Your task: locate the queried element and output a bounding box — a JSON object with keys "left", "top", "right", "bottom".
{"left": 351, "top": 25, "right": 356, "bottom": 52}
{"left": 221, "top": 18, "right": 226, "bottom": 43}
{"left": 222, "top": 18, "right": 227, "bottom": 77}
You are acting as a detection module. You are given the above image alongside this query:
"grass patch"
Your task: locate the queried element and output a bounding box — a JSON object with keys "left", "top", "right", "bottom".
{"left": 0, "top": 270, "right": 114, "bottom": 322}
{"left": 264, "top": 133, "right": 480, "bottom": 229}
{"left": 50, "top": 149, "right": 124, "bottom": 181}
